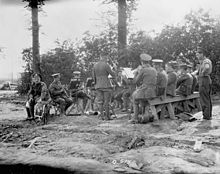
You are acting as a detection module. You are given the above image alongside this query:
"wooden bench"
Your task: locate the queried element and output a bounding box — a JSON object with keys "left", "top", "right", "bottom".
{"left": 147, "top": 92, "right": 202, "bottom": 121}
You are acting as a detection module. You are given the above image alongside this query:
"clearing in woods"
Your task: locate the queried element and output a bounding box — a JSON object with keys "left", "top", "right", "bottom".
{"left": 0, "top": 91, "right": 220, "bottom": 174}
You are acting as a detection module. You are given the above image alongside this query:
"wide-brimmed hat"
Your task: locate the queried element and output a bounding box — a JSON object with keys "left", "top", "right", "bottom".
{"left": 140, "top": 53, "right": 152, "bottom": 62}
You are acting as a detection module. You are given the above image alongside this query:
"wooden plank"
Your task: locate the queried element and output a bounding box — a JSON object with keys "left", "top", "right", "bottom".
{"left": 167, "top": 103, "right": 175, "bottom": 119}
{"left": 149, "top": 92, "right": 200, "bottom": 106}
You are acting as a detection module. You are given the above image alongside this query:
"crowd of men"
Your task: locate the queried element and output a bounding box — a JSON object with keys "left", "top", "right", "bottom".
{"left": 25, "top": 47, "right": 213, "bottom": 124}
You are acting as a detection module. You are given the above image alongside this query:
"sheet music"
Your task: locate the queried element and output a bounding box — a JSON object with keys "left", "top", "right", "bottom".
{"left": 122, "top": 68, "right": 135, "bottom": 79}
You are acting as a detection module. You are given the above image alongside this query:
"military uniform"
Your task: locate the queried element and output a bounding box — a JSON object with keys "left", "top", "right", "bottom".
{"left": 198, "top": 58, "right": 212, "bottom": 119}
{"left": 92, "top": 59, "right": 115, "bottom": 120}
{"left": 131, "top": 64, "right": 157, "bottom": 122}
{"left": 69, "top": 77, "right": 89, "bottom": 100}
{"left": 156, "top": 70, "right": 168, "bottom": 98}
{"left": 49, "top": 79, "right": 73, "bottom": 115}
{"left": 26, "top": 81, "right": 48, "bottom": 119}
{"left": 166, "top": 71, "right": 178, "bottom": 96}
{"left": 176, "top": 73, "right": 193, "bottom": 96}
{"left": 191, "top": 73, "right": 198, "bottom": 94}
{"left": 122, "top": 77, "right": 136, "bottom": 111}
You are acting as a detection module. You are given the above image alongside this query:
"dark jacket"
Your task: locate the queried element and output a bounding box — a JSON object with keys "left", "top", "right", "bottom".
{"left": 176, "top": 73, "right": 193, "bottom": 96}
{"left": 156, "top": 70, "right": 168, "bottom": 97}
{"left": 166, "top": 71, "right": 177, "bottom": 96}
{"left": 92, "top": 60, "right": 115, "bottom": 89}
{"left": 28, "top": 82, "right": 48, "bottom": 101}
{"left": 133, "top": 65, "right": 157, "bottom": 99}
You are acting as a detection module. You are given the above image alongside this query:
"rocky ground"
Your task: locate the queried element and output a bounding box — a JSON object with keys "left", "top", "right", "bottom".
{"left": 0, "top": 90, "right": 220, "bottom": 174}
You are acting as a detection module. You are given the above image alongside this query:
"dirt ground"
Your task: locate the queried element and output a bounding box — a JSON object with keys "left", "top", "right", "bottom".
{"left": 0, "top": 91, "right": 220, "bottom": 174}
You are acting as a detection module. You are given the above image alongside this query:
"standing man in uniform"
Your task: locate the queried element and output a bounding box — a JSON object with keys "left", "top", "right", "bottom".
{"left": 165, "top": 61, "right": 178, "bottom": 97}
{"left": 129, "top": 53, "right": 157, "bottom": 124}
{"left": 196, "top": 47, "right": 212, "bottom": 120}
{"left": 152, "top": 59, "right": 168, "bottom": 100}
{"left": 92, "top": 54, "right": 116, "bottom": 120}
{"left": 49, "top": 73, "right": 73, "bottom": 117}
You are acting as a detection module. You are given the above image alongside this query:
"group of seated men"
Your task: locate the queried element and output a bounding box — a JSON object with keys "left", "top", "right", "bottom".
{"left": 25, "top": 54, "right": 198, "bottom": 123}
{"left": 25, "top": 71, "right": 90, "bottom": 120}
{"left": 111, "top": 53, "right": 198, "bottom": 123}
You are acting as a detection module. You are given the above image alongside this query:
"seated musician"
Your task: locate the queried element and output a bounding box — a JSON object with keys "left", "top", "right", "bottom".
{"left": 165, "top": 61, "right": 178, "bottom": 97}
{"left": 152, "top": 59, "right": 168, "bottom": 100}
{"left": 69, "top": 71, "right": 90, "bottom": 100}
{"left": 25, "top": 73, "right": 49, "bottom": 120}
{"left": 112, "top": 70, "right": 125, "bottom": 109}
{"left": 176, "top": 64, "right": 193, "bottom": 96}
{"left": 84, "top": 77, "right": 96, "bottom": 112}
{"left": 68, "top": 71, "right": 90, "bottom": 114}
{"left": 49, "top": 73, "right": 73, "bottom": 117}
{"left": 129, "top": 53, "right": 157, "bottom": 124}
{"left": 121, "top": 68, "right": 136, "bottom": 112}
{"left": 187, "top": 64, "right": 198, "bottom": 94}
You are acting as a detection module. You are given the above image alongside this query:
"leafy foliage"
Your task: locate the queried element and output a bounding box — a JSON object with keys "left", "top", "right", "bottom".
{"left": 23, "top": 0, "right": 46, "bottom": 8}
{"left": 19, "top": 9, "right": 220, "bottom": 94}
{"left": 17, "top": 48, "right": 33, "bottom": 95}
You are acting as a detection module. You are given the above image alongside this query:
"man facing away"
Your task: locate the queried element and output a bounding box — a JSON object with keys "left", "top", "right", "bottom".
{"left": 196, "top": 47, "right": 212, "bottom": 120}
{"left": 165, "top": 61, "right": 178, "bottom": 97}
{"left": 92, "top": 54, "right": 116, "bottom": 120}
{"left": 49, "top": 73, "right": 73, "bottom": 117}
{"left": 129, "top": 53, "right": 157, "bottom": 124}
{"left": 152, "top": 59, "right": 168, "bottom": 100}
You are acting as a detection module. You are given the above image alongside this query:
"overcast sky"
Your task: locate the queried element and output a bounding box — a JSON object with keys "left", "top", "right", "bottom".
{"left": 0, "top": 0, "right": 220, "bottom": 80}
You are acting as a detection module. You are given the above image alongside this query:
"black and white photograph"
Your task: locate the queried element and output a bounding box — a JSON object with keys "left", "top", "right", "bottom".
{"left": 0, "top": 0, "right": 220, "bottom": 173}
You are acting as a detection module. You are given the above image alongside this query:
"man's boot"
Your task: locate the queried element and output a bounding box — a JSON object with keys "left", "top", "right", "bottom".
{"left": 129, "top": 103, "right": 139, "bottom": 124}
{"left": 98, "top": 104, "right": 105, "bottom": 120}
{"left": 122, "top": 97, "right": 128, "bottom": 112}
{"left": 104, "top": 104, "right": 112, "bottom": 120}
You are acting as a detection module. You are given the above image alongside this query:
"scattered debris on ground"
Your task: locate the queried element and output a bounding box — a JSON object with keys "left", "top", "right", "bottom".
{"left": 0, "top": 92, "right": 220, "bottom": 173}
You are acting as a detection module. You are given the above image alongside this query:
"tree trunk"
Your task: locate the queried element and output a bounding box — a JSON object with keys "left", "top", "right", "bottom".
{"left": 118, "top": 0, "right": 127, "bottom": 67}
{"left": 31, "top": 6, "right": 41, "bottom": 74}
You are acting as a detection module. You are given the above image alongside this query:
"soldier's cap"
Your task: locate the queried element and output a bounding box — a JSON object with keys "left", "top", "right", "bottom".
{"left": 51, "top": 73, "right": 60, "bottom": 78}
{"left": 73, "top": 71, "right": 81, "bottom": 75}
{"left": 197, "top": 47, "right": 204, "bottom": 54}
{"left": 152, "top": 59, "right": 163, "bottom": 63}
{"left": 140, "top": 53, "right": 152, "bottom": 62}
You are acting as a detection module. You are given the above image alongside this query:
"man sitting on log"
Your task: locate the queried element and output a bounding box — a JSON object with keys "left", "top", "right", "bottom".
{"left": 176, "top": 64, "right": 193, "bottom": 97}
